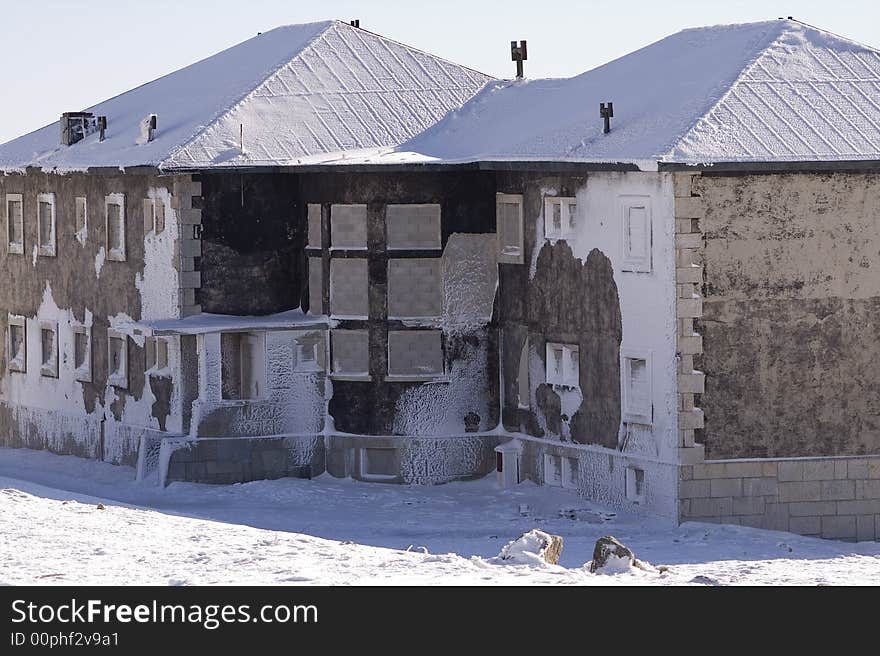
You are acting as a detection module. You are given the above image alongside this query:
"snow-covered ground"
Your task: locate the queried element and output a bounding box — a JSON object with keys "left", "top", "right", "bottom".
{"left": 1, "top": 447, "right": 878, "bottom": 585}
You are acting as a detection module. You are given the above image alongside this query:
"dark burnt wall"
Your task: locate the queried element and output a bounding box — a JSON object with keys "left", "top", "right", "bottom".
{"left": 199, "top": 173, "right": 301, "bottom": 315}
{"left": 497, "top": 173, "right": 623, "bottom": 446}
{"left": 0, "top": 170, "right": 169, "bottom": 428}
{"left": 696, "top": 172, "right": 880, "bottom": 458}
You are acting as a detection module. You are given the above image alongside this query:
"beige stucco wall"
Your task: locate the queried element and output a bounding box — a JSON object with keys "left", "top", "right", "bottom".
{"left": 696, "top": 172, "right": 880, "bottom": 459}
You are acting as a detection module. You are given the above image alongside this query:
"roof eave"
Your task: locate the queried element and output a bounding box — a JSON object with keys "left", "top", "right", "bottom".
{"left": 659, "top": 160, "right": 880, "bottom": 174}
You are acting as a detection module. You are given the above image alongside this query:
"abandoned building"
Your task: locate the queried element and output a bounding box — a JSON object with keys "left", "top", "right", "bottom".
{"left": 2, "top": 18, "right": 880, "bottom": 541}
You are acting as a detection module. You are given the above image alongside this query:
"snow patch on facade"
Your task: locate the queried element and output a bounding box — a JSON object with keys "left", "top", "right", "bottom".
{"left": 135, "top": 187, "right": 179, "bottom": 320}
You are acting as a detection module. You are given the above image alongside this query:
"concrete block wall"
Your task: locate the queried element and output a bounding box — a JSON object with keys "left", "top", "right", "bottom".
{"left": 680, "top": 456, "right": 880, "bottom": 540}
{"left": 673, "top": 173, "right": 706, "bottom": 466}
{"left": 172, "top": 175, "right": 202, "bottom": 318}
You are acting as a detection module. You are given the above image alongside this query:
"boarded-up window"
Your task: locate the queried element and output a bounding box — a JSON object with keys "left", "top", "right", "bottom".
{"left": 331, "top": 329, "right": 369, "bottom": 378}
{"left": 496, "top": 193, "right": 523, "bottom": 264}
{"left": 622, "top": 353, "right": 652, "bottom": 424}
{"left": 546, "top": 342, "right": 579, "bottom": 388}
{"left": 387, "top": 258, "right": 442, "bottom": 318}
{"left": 359, "top": 447, "right": 398, "bottom": 480}
{"left": 330, "top": 258, "right": 368, "bottom": 318}
{"left": 386, "top": 204, "right": 441, "bottom": 249}
{"left": 330, "top": 204, "right": 367, "bottom": 249}
{"left": 39, "top": 322, "right": 58, "bottom": 378}
{"left": 221, "top": 332, "right": 265, "bottom": 400}
{"left": 108, "top": 331, "right": 128, "bottom": 389}
{"left": 75, "top": 197, "right": 88, "bottom": 243}
{"left": 544, "top": 196, "right": 577, "bottom": 240}
{"left": 73, "top": 325, "right": 91, "bottom": 382}
{"left": 544, "top": 453, "right": 578, "bottom": 489}
{"left": 6, "top": 194, "right": 23, "bottom": 254}
{"left": 387, "top": 330, "right": 443, "bottom": 379}
{"left": 143, "top": 198, "right": 165, "bottom": 236}
{"left": 106, "top": 194, "right": 126, "bottom": 261}
{"left": 307, "top": 203, "right": 322, "bottom": 248}
{"left": 7, "top": 316, "right": 26, "bottom": 372}
{"left": 308, "top": 257, "right": 324, "bottom": 315}
{"left": 621, "top": 197, "right": 651, "bottom": 272}
{"left": 37, "top": 193, "right": 56, "bottom": 256}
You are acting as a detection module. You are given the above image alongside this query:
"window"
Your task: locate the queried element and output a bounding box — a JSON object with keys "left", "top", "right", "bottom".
{"left": 329, "top": 258, "right": 368, "bottom": 318}
{"left": 37, "top": 193, "right": 56, "bottom": 257}
{"left": 6, "top": 194, "right": 23, "bottom": 254}
{"left": 387, "top": 258, "right": 442, "bottom": 319}
{"left": 359, "top": 447, "right": 398, "bottom": 481}
{"left": 7, "top": 315, "right": 26, "bottom": 373}
{"left": 496, "top": 193, "right": 523, "bottom": 264}
{"left": 622, "top": 352, "right": 652, "bottom": 424}
{"left": 75, "top": 197, "right": 87, "bottom": 244}
{"left": 330, "top": 329, "right": 369, "bottom": 380}
{"left": 626, "top": 467, "right": 646, "bottom": 504}
{"left": 387, "top": 330, "right": 444, "bottom": 380}
{"left": 307, "top": 203, "right": 322, "bottom": 248}
{"left": 386, "top": 204, "right": 441, "bottom": 250}
{"left": 544, "top": 453, "right": 578, "bottom": 489}
{"left": 308, "top": 257, "right": 324, "bottom": 315}
{"left": 620, "top": 196, "right": 652, "bottom": 272}
{"left": 107, "top": 330, "right": 128, "bottom": 389}
{"left": 105, "top": 194, "right": 126, "bottom": 261}
{"left": 545, "top": 342, "right": 579, "bottom": 388}
{"left": 39, "top": 321, "right": 58, "bottom": 378}
{"left": 517, "top": 337, "right": 530, "bottom": 409}
{"left": 544, "top": 196, "right": 577, "bottom": 240}
{"left": 72, "top": 325, "right": 91, "bottom": 382}
{"left": 145, "top": 336, "right": 169, "bottom": 372}
{"left": 294, "top": 333, "right": 324, "bottom": 373}
{"left": 220, "top": 332, "right": 265, "bottom": 400}
{"left": 330, "top": 204, "right": 367, "bottom": 249}
{"left": 142, "top": 198, "right": 165, "bottom": 236}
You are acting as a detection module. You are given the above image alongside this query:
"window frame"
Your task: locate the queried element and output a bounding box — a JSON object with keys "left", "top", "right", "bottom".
{"left": 386, "top": 204, "right": 442, "bottom": 250}
{"left": 107, "top": 329, "right": 129, "bottom": 389}
{"left": 6, "top": 193, "right": 24, "bottom": 255}
{"left": 543, "top": 195, "right": 577, "bottom": 241}
{"left": 620, "top": 195, "right": 652, "bottom": 273}
{"left": 7, "top": 314, "right": 27, "bottom": 373}
{"left": 72, "top": 324, "right": 92, "bottom": 383}
{"left": 36, "top": 193, "right": 57, "bottom": 257}
{"left": 621, "top": 350, "right": 653, "bottom": 425}
{"left": 329, "top": 257, "right": 369, "bottom": 320}
{"left": 386, "top": 257, "right": 443, "bottom": 321}
{"left": 329, "top": 203, "right": 368, "bottom": 251}
{"left": 329, "top": 329, "right": 371, "bottom": 381}
{"left": 545, "top": 342, "right": 580, "bottom": 389}
{"left": 39, "top": 320, "right": 59, "bottom": 378}
{"left": 105, "top": 193, "right": 126, "bottom": 262}
{"left": 496, "top": 193, "right": 524, "bottom": 264}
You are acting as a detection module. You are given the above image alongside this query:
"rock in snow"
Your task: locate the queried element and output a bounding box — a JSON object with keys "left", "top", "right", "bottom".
{"left": 500, "top": 529, "right": 564, "bottom": 565}
{"left": 589, "top": 535, "right": 655, "bottom": 574}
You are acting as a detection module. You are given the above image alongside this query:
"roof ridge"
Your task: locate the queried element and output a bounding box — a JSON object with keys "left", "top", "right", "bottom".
{"left": 162, "top": 21, "right": 335, "bottom": 166}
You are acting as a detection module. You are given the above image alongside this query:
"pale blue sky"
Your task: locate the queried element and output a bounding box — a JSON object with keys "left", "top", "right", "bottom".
{"left": 1, "top": 0, "right": 877, "bottom": 145}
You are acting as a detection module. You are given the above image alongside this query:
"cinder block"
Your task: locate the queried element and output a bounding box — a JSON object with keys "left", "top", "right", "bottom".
{"left": 759, "top": 503, "right": 790, "bottom": 532}
{"left": 674, "top": 195, "right": 705, "bottom": 219}
{"left": 673, "top": 173, "right": 694, "bottom": 198}
{"left": 180, "top": 288, "right": 196, "bottom": 307}
{"left": 179, "top": 271, "right": 201, "bottom": 289}
{"left": 856, "top": 515, "right": 875, "bottom": 541}
{"left": 680, "top": 465, "right": 694, "bottom": 481}
{"left": 856, "top": 479, "right": 880, "bottom": 499}
{"left": 821, "top": 480, "right": 855, "bottom": 501}
{"left": 834, "top": 460, "right": 848, "bottom": 479}
{"left": 836, "top": 499, "right": 880, "bottom": 515}
{"left": 777, "top": 461, "right": 804, "bottom": 482}
{"left": 821, "top": 516, "right": 856, "bottom": 540}
{"left": 732, "top": 496, "right": 765, "bottom": 516}
{"left": 678, "top": 372, "right": 705, "bottom": 394}
{"left": 689, "top": 496, "right": 732, "bottom": 517}
{"left": 803, "top": 460, "right": 835, "bottom": 481}
{"left": 676, "top": 266, "right": 704, "bottom": 284}
{"left": 180, "top": 238, "right": 202, "bottom": 258}
{"left": 678, "top": 444, "right": 705, "bottom": 464}
{"left": 179, "top": 208, "right": 202, "bottom": 225}
{"left": 847, "top": 460, "right": 869, "bottom": 479}
{"left": 676, "top": 233, "right": 703, "bottom": 250}
{"left": 778, "top": 481, "right": 821, "bottom": 502}
{"left": 711, "top": 478, "right": 743, "bottom": 497}
{"left": 762, "top": 462, "right": 778, "bottom": 477}
{"left": 180, "top": 257, "right": 196, "bottom": 273}
{"left": 675, "top": 219, "right": 694, "bottom": 234}
{"left": 188, "top": 181, "right": 202, "bottom": 197}
{"left": 679, "top": 409, "right": 704, "bottom": 430}
{"left": 678, "top": 317, "right": 694, "bottom": 335}
{"left": 788, "top": 501, "right": 837, "bottom": 516}
{"left": 722, "top": 461, "right": 765, "bottom": 478}
{"left": 868, "top": 459, "right": 880, "bottom": 478}
{"left": 181, "top": 304, "right": 201, "bottom": 318}
{"left": 692, "top": 463, "right": 724, "bottom": 479}
{"left": 737, "top": 515, "right": 765, "bottom": 529}
{"left": 677, "top": 335, "right": 703, "bottom": 355}
{"left": 789, "top": 516, "right": 821, "bottom": 535}
{"left": 680, "top": 394, "right": 695, "bottom": 411}
{"left": 676, "top": 249, "right": 696, "bottom": 268}
{"left": 680, "top": 479, "right": 710, "bottom": 498}
{"left": 679, "top": 354, "right": 694, "bottom": 372}
{"left": 680, "top": 429, "right": 696, "bottom": 448}
{"left": 677, "top": 298, "right": 703, "bottom": 318}
{"left": 743, "top": 477, "right": 778, "bottom": 496}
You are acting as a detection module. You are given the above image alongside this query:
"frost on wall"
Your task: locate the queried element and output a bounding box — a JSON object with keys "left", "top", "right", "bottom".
{"left": 441, "top": 234, "right": 498, "bottom": 335}
{"left": 135, "top": 188, "right": 179, "bottom": 321}
{"left": 399, "top": 436, "right": 495, "bottom": 484}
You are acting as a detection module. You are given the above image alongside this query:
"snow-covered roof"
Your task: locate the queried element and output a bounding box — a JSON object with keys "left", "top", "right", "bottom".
{"left": 0, "top": 20, "right": 491, "bottom": 172}
{"left": 393, "top": 19, "right": 880, "bottom": 166}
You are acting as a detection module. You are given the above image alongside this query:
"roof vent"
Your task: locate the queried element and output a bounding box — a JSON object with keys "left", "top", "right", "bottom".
{"left": 511, "top": 40, "right": 527, "bottom": 78}
{"left": 60, "top": 112, "right": 97, "bottom": 146}
{"left": 98, "top": 116, "right": 107, "bottom": 142}
{"left": 138, "top": 114, "right": 158, "bottom": 145}
{"left": 350, "top": 19, "right": 360, "bottom": 28}
{"left": 600, "top": 102, "right": 614, "bottom": 133}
